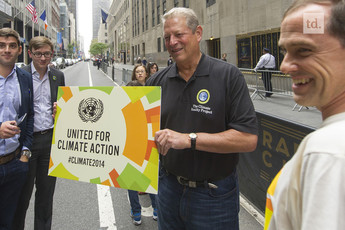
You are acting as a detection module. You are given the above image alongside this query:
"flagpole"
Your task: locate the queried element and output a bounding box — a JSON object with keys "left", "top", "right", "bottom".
{"left": 38, "top": 0, "right": 40, "bottom": 35}
{"left": 24, "top": 11, "right": 27, "bottom": 64}
{"left": 44, "top": 0, "right": 46, "bottom": 37}
{"left": 32, "top": 20, "right": 34, "bottom": 39}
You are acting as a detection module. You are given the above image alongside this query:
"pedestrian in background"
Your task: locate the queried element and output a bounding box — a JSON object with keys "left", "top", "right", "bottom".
{"left": 254, "top": 48, "right": 275, "bottom": 97}
{"left": 131, "top": 64, "right": 148, "bottom": 85}
{"left": 13, "top": 36, "right": 65, "bottom": 230}
{"left": 167, "top": 55, "right": 173, "bottom": 66}
{"left": 265, "top": 0, "right": 345, "bottom": 229}
{"left": 221, "top": 53, "right": 227, "bottom": 62}
{"left": 126, "top": 65, "right": 157, "bottom": 226}
{"left": 147, "top": 62, "right": 159, "bottom": 79}
{"left": 97, "top": 58, "right": 101, "bottom": 70}
{"left": 0, "top": 27, "right": 34, "bottom": 230}
{"left": 142, "top": 57, "right": 147, "bottom": 66}
{"left": 146, "top": 7, "right": 258, "bottom": 230}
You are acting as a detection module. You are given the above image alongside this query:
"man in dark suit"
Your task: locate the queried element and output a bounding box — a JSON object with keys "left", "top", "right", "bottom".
{"left": 0, "top": 28, "right": 34, "bottom": 230}
{"left": 13, "top": 36, "right": 65, "bottom": 230}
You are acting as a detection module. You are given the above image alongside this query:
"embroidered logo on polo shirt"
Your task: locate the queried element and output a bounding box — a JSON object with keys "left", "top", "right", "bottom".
{"left": 197, "top": 89, "right": 210, "bottom": 104}
{"left": 191, "top": 89, "right": 213, "bottom": 115}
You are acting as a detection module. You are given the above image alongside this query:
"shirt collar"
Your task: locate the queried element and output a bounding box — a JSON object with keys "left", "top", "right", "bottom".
{"left": 167, "top": 53, "right": 210, "bottom": 79}
{"left": 30, "top": 62, "right": 50, "bottom": 75}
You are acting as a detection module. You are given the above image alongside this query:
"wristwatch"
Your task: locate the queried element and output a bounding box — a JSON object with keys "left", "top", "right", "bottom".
{"left": 21, "top": 149, "right": 32, "bottom": 159}
{"left": 189, "top": 133, "right": 197, "bottom": 150}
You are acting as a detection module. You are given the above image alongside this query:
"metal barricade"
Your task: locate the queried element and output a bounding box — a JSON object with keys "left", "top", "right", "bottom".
{"left": 240, "top": 68, "right": 292, "bottom": 99}
{"left": 240, "top": 68, "right": 309, "bottom": 111}
{"left": 121, "top": 68, "right": 132, "bottom": 85}
{"left": 101, "top": 62, "right": 108, "bottom": 74}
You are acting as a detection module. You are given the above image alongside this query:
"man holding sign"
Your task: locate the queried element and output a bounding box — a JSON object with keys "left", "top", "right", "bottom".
{"left": 146, "top": 7, "right": 258, "bottom": 230}
{"left": 13, "top": 36, "right": 65, "bottom": 230}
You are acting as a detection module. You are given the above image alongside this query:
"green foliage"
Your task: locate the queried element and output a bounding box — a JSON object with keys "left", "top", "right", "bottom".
{"left": 89, "top": 42, "right": 108, "bottom": 56}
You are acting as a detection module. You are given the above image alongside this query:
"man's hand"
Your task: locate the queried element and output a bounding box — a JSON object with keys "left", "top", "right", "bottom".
{"left": 19, "top": 155, "right": 29, "bottom": 163}
{"left": 154, "top": 129, "right": 189, "bottom": 155}
{"left": 52, "top": 102, "right": 57, "bottom": 119}
{"left": 0, "top": 121, "right": 21, "bottom": 139}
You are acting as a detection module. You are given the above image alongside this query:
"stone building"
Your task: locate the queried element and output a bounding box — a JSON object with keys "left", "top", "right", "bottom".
{"left": 107, "top": 0, "right": 293, "bottom": 68}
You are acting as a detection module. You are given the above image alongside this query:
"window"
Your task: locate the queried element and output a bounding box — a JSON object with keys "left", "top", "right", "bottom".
{"left": 142, "top": 0, "right": 145, "bottom": 32}
{"left": 174, "top": 0, "right": 179, "bottom": 7}
{"left": 157, "top": 0, "right": 160, "bottom": 25}
{"left": 145, "top": 0, "right": 148, "bottom": 30}
{"left": 157, "top": 6, "right": 160, "bottom": 24}
{"left": 157, "top": 37, "right": 161, "bottom": 52}
{"left": 152, "top": 0, "right": 155, "bottom": 27}
{"left": 163, "top": 0, "right": 167, "bottom": 14}
{"left": 163, "top": 40, "right": 167, "bottom": 51}
{"left": 137, "top": 0, "right": 140, "bottom": 35}
{"left": 236, "top": 30, "right": 281, "bottom": 69}
{"left": 206, "top": 0, "right": 216, "bottom": 7}
{"left": 183, "top": 0, "right": 189, "bottom": 7}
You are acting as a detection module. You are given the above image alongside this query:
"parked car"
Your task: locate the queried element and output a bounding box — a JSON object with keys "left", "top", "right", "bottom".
{"left": 65, "top": 58, "right": 73, "bottom": 66}
{"left": 55, "top": 57, "right": 65, "bottom": 69}
{"left": 49, "top": 61, "right": 58, "bottom": 69}
{"left": 15, "top": 62, "right": 26, "bottom": 68}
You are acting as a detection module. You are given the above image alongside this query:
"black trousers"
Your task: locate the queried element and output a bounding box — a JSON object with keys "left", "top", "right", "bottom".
{"left": 13, "top": 129, "right": 56, "bottom": 230}
{"left": 262, "top": 68, "right": 274, "bottom": 97}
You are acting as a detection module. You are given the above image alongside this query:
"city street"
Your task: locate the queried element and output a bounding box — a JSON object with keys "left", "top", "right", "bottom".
{"left": 22, "top": 61, "right": 264, "bottom": 229}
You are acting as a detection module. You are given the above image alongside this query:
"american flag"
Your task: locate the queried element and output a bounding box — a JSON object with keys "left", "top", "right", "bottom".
{"left": 26, "top": 1, "right": 38, "bottom": 24}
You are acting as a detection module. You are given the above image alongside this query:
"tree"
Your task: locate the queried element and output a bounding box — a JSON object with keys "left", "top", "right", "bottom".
{"left": 89, "top": 42, "right": 108, "bottom": 57}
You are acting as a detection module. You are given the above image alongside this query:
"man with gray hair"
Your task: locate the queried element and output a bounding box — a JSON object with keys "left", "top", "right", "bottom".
{"left": 265, "top": 0, "right": 345, "bottom": 229}
{"left": 146, "top": 7, "right": 258, "bottom": 229}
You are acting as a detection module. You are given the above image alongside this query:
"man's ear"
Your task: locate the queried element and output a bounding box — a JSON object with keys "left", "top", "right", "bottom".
{"left": 18, "top": 45, "right": 22, "bottom": 55}
{"left": 196, "top": 25, "right": 203, "bottom": 42}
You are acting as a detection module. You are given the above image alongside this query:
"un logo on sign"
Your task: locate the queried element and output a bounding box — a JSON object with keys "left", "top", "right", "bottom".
{"left": 78, "top": 97, "right": 104, "bottom": 123}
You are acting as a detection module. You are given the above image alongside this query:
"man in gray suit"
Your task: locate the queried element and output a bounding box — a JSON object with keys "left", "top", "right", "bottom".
{"left": 13, "top": 36, "right": 65, "bottom": 230}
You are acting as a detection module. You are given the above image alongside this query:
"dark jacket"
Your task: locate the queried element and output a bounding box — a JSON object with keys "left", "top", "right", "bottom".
{"left": 0, "top": 68, "right": 35, "bottom": 150}
{"left": 22, "top": 64, "right": 65, "bottom": 107}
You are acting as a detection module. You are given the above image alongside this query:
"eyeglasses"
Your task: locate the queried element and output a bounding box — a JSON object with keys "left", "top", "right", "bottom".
{"left": 32, "top": 52, "right": 52, "bottom": 58}
{"left": 135, "top": 70, "right": 145, "bottom": 74}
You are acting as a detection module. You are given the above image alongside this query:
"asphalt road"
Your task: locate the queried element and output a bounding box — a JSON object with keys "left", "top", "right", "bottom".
{"left": 22, "top": 61, "right": 263, "bottom": 230}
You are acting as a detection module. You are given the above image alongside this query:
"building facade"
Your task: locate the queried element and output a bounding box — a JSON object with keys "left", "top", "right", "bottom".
{"left": 92, "top": 0, "right": 111, "bottom": 40}
{"left": 0, "top": 0, "right": 77, "bottom": 62}
{"left": 107, "top": 0, "right": 293, "bottom": 68}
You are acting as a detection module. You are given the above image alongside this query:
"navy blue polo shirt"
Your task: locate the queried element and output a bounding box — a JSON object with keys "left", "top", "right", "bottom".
{"left": 146, "top": 54, "right": 258, "bottom": 181}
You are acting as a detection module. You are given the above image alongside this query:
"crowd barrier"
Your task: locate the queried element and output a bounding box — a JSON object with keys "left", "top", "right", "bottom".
{"left": 239, "top": 68, "right": 293, "bottom": 99}
{"left": 121, "top": 68, "right": 132, "bottom": 84}
{"left": 239, "top": 68, "right": 309, "bottom": 111}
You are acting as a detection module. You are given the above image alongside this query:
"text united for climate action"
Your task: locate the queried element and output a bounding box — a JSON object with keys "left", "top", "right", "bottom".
{"left": 56, "top": 129, "right": 120, "bottom": 156}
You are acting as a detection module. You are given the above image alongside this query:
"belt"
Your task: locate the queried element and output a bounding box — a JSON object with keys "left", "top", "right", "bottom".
{"left": 163, "top": 168, "right": 218, "bottom": 189}
{"left": 0, "top": 147, "right": 21, "bottom": 165}
{"left": 34, "top": 128, "right": 53, "bottom": 135}
{"left": 176, "top": 175, "right": 218, "bottom": 189}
